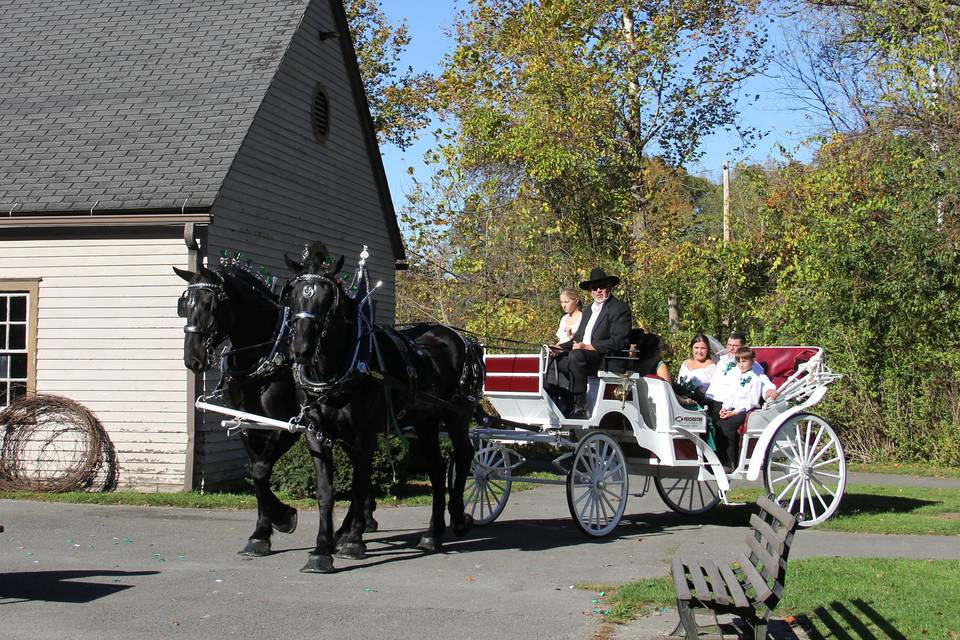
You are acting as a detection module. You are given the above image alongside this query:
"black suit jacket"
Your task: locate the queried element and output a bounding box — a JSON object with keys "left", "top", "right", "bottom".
{"left": 569, "top": 296, "right": 632, "bottom": 357}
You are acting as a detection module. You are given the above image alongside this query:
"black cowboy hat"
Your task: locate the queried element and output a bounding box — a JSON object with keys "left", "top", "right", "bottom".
{"left": 579, "top": 267, "right": 620, "bottom": 291}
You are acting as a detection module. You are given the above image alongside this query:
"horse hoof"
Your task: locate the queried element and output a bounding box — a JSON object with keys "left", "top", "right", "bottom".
{"left": 335, "top": 542, "right": 366, "bottom": 560}
{"left": 365, "top": 516, "right": 379, "bottom": 533}
{"left": 417, "top": 534, "right": 443, "bottom": 552}
{"left": 452, "top": 513, "right": 474, "bottom": 537}
{"left": 239, "top": 539, "right": 271, "bottom": 557}
{"left": 300, "top": 553, "right": 335, "bottom": 574}
{"left": 274, "top": 510, "right": 298, "bottom": 534}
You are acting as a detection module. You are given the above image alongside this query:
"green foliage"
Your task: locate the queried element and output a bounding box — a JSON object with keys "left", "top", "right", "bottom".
{"left": 345, "top": 0, "right": 430, "bottom": 150}
{"left": 270, "top": 435, "right": 411, "bottom": 500}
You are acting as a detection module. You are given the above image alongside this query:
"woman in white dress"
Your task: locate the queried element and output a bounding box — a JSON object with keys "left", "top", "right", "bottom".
{"left": 677, "top": 332, "right": 716, "bottom": 403}
{"left": 554, "top": 286, "right": 582, "bottom": 347}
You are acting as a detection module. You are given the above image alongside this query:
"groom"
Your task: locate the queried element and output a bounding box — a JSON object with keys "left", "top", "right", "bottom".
{"left": 557, "top": 267, "right": 632, "bottom": 418}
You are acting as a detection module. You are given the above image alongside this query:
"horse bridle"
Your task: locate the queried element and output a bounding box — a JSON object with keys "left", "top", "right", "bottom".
{"left": 179, "top": 282, "right": 228, "bottom": 368}
{"left": 288, "top": 273, "right": 341, "bottom": 340}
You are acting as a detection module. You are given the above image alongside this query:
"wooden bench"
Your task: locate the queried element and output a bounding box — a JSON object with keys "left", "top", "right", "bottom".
{"left": 670, "top": 496, "right": 801, "bottom": 639}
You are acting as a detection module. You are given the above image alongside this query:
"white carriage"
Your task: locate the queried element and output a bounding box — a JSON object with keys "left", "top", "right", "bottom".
{"left": 463, "top": 345, "right": 845, "bottom": 536}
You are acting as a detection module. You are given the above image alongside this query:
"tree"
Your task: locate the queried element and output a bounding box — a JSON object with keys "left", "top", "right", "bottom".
{"left": 345, "top": 0, "right": 431, "bottom": 150}
{"left": 781, "top": 0, "right": 960, "bottom": 141}
{"left": 409, "top": 0, "right": 768, "bottom": 336}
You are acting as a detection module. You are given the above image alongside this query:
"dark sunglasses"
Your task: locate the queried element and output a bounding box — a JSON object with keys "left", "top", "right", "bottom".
{"left": 590, "top": 285, "right": 608, "bottom": 291}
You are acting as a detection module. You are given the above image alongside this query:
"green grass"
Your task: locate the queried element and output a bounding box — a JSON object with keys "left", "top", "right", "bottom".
{"left": 724, "top": 484, "right": 960, "bottom": 536}
{"left": 605, "top": 558, "right": 960, "bottom": 639}
{"left": 0, "top": 487, "right": 441, "bottom": 510}
{"left": 0, "top": 471, "right": 560, "bottom": 510}
{"left": 848, "top": 462, "right": 960, "bottom": 478}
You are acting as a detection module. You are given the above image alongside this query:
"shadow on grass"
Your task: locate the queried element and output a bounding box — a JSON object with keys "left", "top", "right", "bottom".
{"left": 835, "top": 493, "right": 938, "bottom": 518}
{"left": 0, "top": 569, "right": 160, "bottom": 604}
{"left": 795, "top": 599, "right": 908, "bottom": 640}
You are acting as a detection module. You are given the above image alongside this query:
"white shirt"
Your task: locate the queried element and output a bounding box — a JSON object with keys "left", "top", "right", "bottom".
{"left": 709, "top": 354, "right": 774, "bottom": 400}
{"left": 714, "top": 370, "right": 774, "bottom": 413}
{"left": 581, "top": 300, "right": 605, "bottom": 345}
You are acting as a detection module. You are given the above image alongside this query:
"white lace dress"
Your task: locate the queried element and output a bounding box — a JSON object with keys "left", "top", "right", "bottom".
{"left": 677, "top": 361, "right": 716, "bottom": 393}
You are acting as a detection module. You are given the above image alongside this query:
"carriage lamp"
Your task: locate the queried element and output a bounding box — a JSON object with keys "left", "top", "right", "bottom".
{"left": 605, "top": 384, "right": 632, "bottom": 402}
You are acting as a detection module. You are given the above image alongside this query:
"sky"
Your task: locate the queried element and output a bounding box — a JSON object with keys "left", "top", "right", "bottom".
{"left": 377, "top": 1, "right": 820, "bottom": 211}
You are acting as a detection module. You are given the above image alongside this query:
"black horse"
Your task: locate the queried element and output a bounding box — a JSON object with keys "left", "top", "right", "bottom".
{"left": 175, "top": 263, "right": 303, "bottom": 557}
{"left": 176, "top": 260, "right": 381, "bottom": 573}
{"left": 285, "top": 245, "right": 484, "bottom": 573}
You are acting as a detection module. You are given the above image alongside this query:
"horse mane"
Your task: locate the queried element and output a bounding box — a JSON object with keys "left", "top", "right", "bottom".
{"left": 214, "top": 263, "right": 278, "bottom": 304}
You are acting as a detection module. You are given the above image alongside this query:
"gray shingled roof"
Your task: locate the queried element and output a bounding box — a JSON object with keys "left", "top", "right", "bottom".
{"left": 0, "top": 0, "right": 309, "bottom": 213}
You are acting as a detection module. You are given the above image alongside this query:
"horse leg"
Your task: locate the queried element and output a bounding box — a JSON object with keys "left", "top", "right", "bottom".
{"left": 364, "top": 494, "right": 379, "bottom": 533}
{"left": 446, "top": 416, "right": 475, "bottom": 537}
{"left": 334, "top": 450, "right": 377, "bottom": 540}
{"left": 239, "top": 430, "right": 300, "bottom": 557}
{"left": 415, "top": 423, "right": 447, "bottom": 552}
{"left": 336, "top": 429, "right": 374, "bottom": 560}
{"left": 301, "top": 433, "right": 336, "bottom": 573}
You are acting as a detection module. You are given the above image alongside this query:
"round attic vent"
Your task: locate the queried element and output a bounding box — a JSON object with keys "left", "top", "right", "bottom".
{"left": 312, "top": 85, "right": 330, "bottom": 142}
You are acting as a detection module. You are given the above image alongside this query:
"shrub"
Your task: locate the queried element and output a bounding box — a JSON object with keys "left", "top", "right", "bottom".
{"left": 270, "top": 434, "right": 411, "bottom": 500}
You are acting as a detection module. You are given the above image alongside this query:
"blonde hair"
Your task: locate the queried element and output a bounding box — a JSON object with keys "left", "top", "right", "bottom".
{"left": 559, "top": 286, "right": 582, "bottom": 309}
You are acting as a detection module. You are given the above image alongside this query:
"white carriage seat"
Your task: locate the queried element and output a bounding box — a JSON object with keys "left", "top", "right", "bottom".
{"left": 621, "top": 373, "right": 708, "bottom": 435}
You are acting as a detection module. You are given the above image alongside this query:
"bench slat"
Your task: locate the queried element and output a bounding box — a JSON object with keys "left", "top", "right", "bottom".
{"left": 688, "top": 559, "right": 712, "bottom": 601}
{"left": 736, "top": 553, "right": 773, "bottom": 603}
{"left": 745, "top": 532, "right": 782, "bottom": 582}
{"left": 671, "top": 556, "right": 692, "bottom": 601}
{"left": 700, "top": 559, "right": 730, "bottom": 606}
{"left": 718, "top": 562, "right": 751, "bottom": 608}
{"left": 756, "top": 496, "right": 797, "bottom": 530}
{"left": 749, "top": 513, "right": 787, "bottom": 555}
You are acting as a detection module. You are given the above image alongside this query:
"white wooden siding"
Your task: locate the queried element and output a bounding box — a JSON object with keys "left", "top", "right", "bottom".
{"left": 0, "top": 236, "right": 190, "bottom": 491}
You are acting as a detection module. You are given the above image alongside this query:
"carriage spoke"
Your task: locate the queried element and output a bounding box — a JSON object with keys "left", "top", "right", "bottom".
{"left": 812, "top": 456, "right": 842, "bottom": 469}
{"left": 807, "top": 434, "right": 839, "bottom": 466}
{"left": 812, "top": 470, "right": 842, "bottom": 480}
{"left": 602, "top": 485, "right": 623, "bottom": 501}
{"left": 769, "top": 460, "right": 795, "bottom": 471}
{"left": 769, "top": 468, "right": 800, "bottom": 485}
{"left": 776, "top": 474, "right": 800, "bottom": 503}
{"left": 597, "top": 492, "right": 612, "bottom": 523}
{"left": 810, "top": 473, "right": 838, "bottom": 497}
{"left": 601, "top": 463, "right": 625, "bottom": 482}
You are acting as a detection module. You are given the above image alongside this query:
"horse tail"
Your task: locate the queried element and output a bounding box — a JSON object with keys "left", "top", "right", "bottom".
{"left": 459, "top": 335, "right": 486, "bottom": 405}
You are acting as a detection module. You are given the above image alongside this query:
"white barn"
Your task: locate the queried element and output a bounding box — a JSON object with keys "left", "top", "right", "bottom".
{"left": 0, "top": 0, "right": 405, "bottom": 491}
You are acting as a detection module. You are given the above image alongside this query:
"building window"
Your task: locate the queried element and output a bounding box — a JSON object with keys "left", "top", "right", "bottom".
{"left": 0, "top": 282, "right": 37, "bottom": 408}
{"left": 312, "top": 84, "right": 330, "bottom": 143}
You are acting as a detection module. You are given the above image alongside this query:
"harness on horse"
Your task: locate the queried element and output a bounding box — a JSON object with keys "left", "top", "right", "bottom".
{"left": 291, "top": 261, "right": 485, "bottom": 420}
{"left": 217, "top": 306, "right": 291, "bottom": 389}
{"left": 179, "top": 281, "right": 228, "bottom": 370}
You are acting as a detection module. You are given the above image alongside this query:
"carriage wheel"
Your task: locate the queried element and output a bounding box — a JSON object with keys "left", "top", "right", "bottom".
{"left": 654, "top": 474, "right": 720, "bottom": 516}
{"left": 566, "top": 432, "right": 628, "bottom": 538}
{"left": 449, "top": 439, "right": 512, "bottom": 526}
{"left": 764, "top": 413, "right": 846, "bottom": 527}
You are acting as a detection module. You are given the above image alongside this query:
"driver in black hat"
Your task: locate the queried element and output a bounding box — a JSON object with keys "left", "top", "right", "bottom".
{"left": 556, "top": 267, "right": 632, "bottom": 418}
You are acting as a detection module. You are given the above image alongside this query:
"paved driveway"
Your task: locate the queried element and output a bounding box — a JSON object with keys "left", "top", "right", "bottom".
{"left": 2, "top": 481, "right": 957, "bottom": 640}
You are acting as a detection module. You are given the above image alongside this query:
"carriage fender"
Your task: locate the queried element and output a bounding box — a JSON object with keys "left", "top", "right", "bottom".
{"left": 744, "top": 385, "right": 828, "bottom": 481}
{"left": 671, "top": 426, "right": 730, "bottom": 492}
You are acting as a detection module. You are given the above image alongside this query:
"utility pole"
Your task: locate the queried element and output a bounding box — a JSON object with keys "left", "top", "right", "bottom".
{"left": 722, "top": 160, "right": 731, "bottom": 242}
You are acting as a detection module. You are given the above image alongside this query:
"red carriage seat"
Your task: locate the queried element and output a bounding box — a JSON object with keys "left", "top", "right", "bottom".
{"left": 751, "top": 347, "right": 820, "bottom": 388}
{"left": 483, "top": 354, "right": 541, "bottom": 394}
